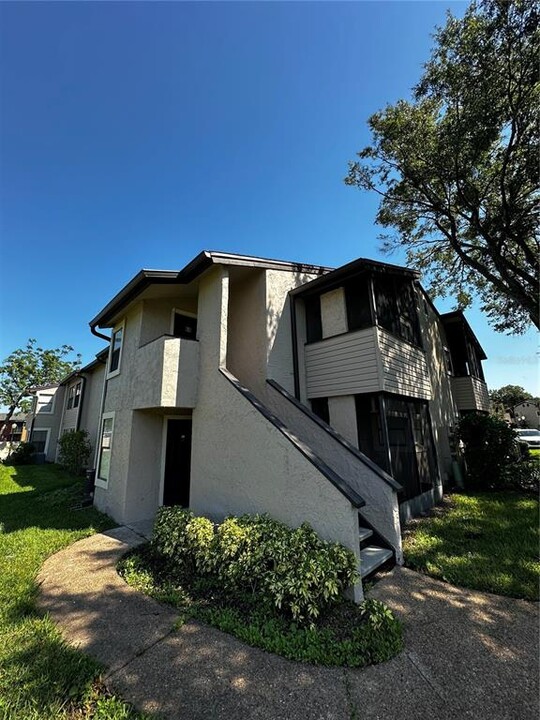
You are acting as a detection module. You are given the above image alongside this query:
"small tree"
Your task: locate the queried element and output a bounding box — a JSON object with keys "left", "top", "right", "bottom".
{"left": 0, "top": 339, "right": 81, "bottom": 434}
{"left": 57, "top": 430, "right": 92, "bottom": 476}
{"left": 456, "top": 412, "right": 518, "bottom": 489}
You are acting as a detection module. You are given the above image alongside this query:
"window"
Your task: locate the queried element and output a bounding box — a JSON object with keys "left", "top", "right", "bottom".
{"left": 172, "top": 312, "right": 197, "bottom": 340}
{"left": 30, "top": 429, "right": 49, "bottom": 454}
{"left": 97, "top": 414, "right": 115, "bottom": 483}
{"left": 108, "top": 323, "right": 124, "bottom": 376}
{"left": 443, "top": 347, "right": 453, "bottom": 375}
{"left": 73, "top": 381, "right": 82, "bottom": 408}
{"left": 67, "top": 386, "right": 75, "bottom": 410}
{"left": 37, "top": 392, "right": 55, "bottom": 414}
{"left": 305, "top": 296, "right": 322, "bottom": 343}
{"left": 344, "top": 276, "right": 372, "bottom": 331}
{"left": 374, "top": 275, "right": 422, "bottom": 347}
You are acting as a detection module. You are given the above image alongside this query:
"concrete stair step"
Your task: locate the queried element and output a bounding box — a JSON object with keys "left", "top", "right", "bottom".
{"left": 360, "top": 545, "right": 394, "bottom": 578}
{"left": 358, "top": 526, "right": 373, "bottom": 543}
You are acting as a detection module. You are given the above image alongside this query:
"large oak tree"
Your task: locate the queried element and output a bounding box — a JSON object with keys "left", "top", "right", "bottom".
{"left": 346, "top": 0, "right": 539, "bottom": 333}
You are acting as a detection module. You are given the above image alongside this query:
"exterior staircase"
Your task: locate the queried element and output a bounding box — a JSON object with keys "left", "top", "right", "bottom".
{"left": 358, "top": 514, "right": 395, "bottom": 580}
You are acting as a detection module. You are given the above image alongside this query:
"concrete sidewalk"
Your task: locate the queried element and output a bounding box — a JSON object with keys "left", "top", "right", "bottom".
{"left": 37, "top": 528, "right": 539, "bottom": 720}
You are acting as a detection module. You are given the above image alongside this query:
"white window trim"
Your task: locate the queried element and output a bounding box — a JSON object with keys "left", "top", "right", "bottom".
{"left": 31, "top": 427, "right": 51, "bottom": 456}
{"left": 37, "top": 391, "right": 57, "bottom": 415}
{"left": 170, "top": 308, "right": 197, "bottom": 337}
{"left": 95, "top": 411, "right": 115, "bottom": 489}
{"left": 107, "top": 320, "right": 125, "bottom": 379}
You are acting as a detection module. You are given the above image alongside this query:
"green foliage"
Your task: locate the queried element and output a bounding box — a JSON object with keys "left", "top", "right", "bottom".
{"left": 152, "top": 507, "right": 215, "bottom": 575}
{"left": 403, "top": 491, "right": 539, "bottom": 600}
{"left": 6, "top": 441, "right": 36, "bottom": 466}
{"left": 151, "top": 509, "right": 359, "bottom": 624}
{"left": 346, "top": 0, "right": 539, "bottom": 334}
{"left": 0, "top": 338, "right": 81, "bottom": 433}
{"left": 489, "top": 384, "right": 534, "bottom": 410}
{"left": 57, "top": 430, "right": 92, "bottom": 476}
{"left": 118, "top": 545, "right": 403, "bottom": 668}
{"left": 456, "top": 412, "right": 519, "bottom": 489}
{"left": 0, "top": 463, "right": 146, "bottom": 718}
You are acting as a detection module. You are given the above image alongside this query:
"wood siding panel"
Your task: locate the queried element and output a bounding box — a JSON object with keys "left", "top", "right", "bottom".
{"left": 305, "top": 328, "right": 381, "bottom": 398}
{"left": 451, "top": 376, "right": 490, "bottom": 411}
{"left": 377, "top": 328, "right": 432, "bottom": 400}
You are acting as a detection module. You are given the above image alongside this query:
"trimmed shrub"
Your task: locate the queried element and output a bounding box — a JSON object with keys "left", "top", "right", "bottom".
{"left": 151, "top": 508, "right": 359, "bottom": 625}
{"left": 152, "top": 507, "right": 214, "bottom": 574}
{"left": 456, "top": 413, "right": 518, "bottom": 489}
{"left": 57, "top": 430, "right": 92, "bottom": 476}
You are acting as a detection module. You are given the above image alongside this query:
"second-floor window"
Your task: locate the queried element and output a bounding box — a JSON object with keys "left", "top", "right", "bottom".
{"left": 74, "top": 381, "right": 81, "bottom": 408}
{"left": 37, "top": 392, "right": 55, "bottom": 414}
{"left": 173, "top": 312, "right": 197, "bottom": 340}
{"left": 68, "top": 381, "right": 82, "bottom": 409}
{"left": 109, "top": 324, "right": 124, "bottom": 376}
{"left": 374, "top": 275, "right": 422, "bottom": 347}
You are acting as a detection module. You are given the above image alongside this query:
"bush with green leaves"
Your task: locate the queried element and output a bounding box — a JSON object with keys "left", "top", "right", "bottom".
{"left": 456, "top": 412, "right": 519, "bottom": 490}
{"left": 57, "top": 430, "right": 92, "bottom": 476}
{"left": 5, "top": 442, "right": 36, "bottom": 465}
{"left": 151, "top": 509, "right": 359, "bottom": 625}
{"left": 152, "top": 507, "right": 215, "bottom": 574}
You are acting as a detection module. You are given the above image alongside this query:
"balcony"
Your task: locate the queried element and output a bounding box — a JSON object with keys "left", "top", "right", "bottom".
{"left": 304, "top": 327, "right": 432, "bottom": 400}
{"left": 133, "top": 335, "right": 199, "bottom": 410}
{"left": 451, "top": 376, "right": 489, "bottom": 412}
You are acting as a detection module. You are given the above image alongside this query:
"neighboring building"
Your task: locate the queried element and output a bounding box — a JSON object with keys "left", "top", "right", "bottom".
{"left": 25, "top": 351, "right": 108, "bottom": 463}
{"left": 511, "top": 401, "right": 540, "bottom": 429}
{"left": 87, "top": 250, "right": 489, "bottom": 599}
{"left": 0, "top": 413, "right": 27, "bottom": 442}
{"left": 25, "top": 384, "right": 64, "bottom": 461}
{"left": 56, "top": 350, "right": 108, "bottom": 461}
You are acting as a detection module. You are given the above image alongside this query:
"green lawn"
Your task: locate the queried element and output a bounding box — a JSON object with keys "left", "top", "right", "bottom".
{"left": 403, "top": 491, "right": 539, "bottom": 601}
{"left": 0, "top": 463, "right": 149, "bottom": 719}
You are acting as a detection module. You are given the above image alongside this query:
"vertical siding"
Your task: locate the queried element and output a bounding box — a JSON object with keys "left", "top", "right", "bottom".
{"left": 305, "top": 328, "right": 381, "bottom": 398}
{"left": 377, "top": 328, "right": 432, "bottom": 400}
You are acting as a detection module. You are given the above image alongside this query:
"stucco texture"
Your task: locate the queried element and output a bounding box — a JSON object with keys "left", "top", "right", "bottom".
{"left": 190, "top": 268, "right": 361, "bottom": 595}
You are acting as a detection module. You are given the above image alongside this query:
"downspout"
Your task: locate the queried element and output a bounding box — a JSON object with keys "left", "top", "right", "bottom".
{"left": 90, "top": 324, "right": 111, "bottom": 470}
{"left": 290, "top": 295, "right": 301, "bottom": 400}
{"left": 75, "top": 374, "right": 86, "bottom": 431}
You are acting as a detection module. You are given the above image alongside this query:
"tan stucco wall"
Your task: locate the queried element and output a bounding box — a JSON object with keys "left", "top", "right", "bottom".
{"left": 328, "top": 396, "right": 358, "bottom": 447}
{"left": 266, "top": 383, "right": 402, "bottom": 561}
{"left": 190, "top": 267, "right": 362, "bottom": 597}
{"left": 139, "top": 297, "right": 198, "bottom": 347}
{"left": 226, "top": 270, "right": 267, "bottom": 396}
{"left": 266, "top": 269, "right": 319, "bottom": 395}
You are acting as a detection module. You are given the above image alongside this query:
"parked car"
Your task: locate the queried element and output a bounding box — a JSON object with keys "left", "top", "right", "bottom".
{"left": 514, "top": 428, "right": 540, "bottom": 449}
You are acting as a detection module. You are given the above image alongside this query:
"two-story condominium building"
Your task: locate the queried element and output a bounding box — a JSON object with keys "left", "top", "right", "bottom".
{"left": 25, "top": 350, "right": 108, "bottom": 463}
{"left": 86, "top": 250, "right": 489, "bottom": 599}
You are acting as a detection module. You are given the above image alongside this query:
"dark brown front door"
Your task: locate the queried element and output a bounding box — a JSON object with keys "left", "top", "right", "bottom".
{"left": 163, "top": 419, "right": 192, "bottom": 507}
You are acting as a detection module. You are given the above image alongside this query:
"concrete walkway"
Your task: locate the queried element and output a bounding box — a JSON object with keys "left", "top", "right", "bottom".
{"left": 37, "top": 528, "right": 539, "bottom": 720}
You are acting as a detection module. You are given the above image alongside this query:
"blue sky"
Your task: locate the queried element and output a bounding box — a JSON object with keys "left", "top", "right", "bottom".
{"left": 0, "top": 1, "right": 537, "bottom": 395}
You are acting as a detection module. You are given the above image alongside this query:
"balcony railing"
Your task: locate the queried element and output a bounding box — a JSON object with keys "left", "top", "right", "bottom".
{"left": 451, "top": 376, "right": 489, "bottom": 412}
{"left": 133, "top": 335, "right": 199, "bottom": 410}
{"left": 304, "top": 327, "right": 432, "bottom": 400}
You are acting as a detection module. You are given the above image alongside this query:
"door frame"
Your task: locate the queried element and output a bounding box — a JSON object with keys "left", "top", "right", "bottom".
{"left": 159, "top": 414, "right": 192, "bottom": 507}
